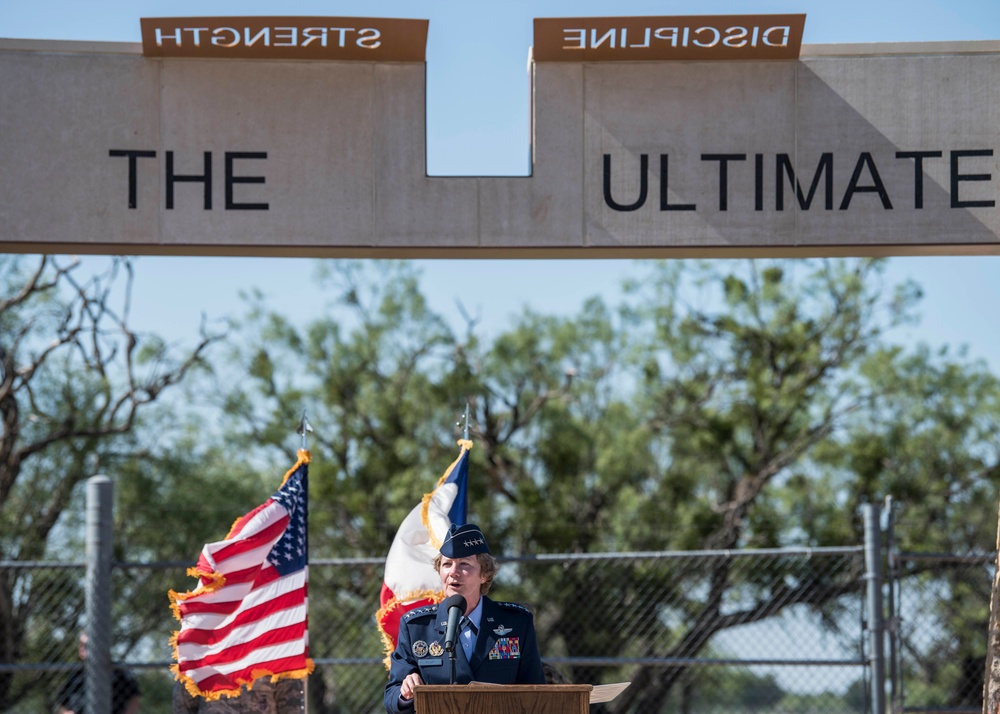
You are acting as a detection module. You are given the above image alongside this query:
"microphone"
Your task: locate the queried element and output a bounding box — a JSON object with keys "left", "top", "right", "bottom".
{"left": 442, "top": 594, "right": 466, "bottom": 653}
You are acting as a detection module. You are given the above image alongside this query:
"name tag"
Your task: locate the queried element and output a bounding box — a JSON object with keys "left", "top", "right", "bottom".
{"left": 421, "top": 658, "right": 443, "bottom": 666}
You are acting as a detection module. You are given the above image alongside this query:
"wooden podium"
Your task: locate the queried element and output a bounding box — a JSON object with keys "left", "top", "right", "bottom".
{"left": 413, "top": 684, "right": 593, "bottom": 714}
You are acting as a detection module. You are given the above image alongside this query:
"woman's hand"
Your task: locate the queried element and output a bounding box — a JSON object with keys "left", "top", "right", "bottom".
{"left": 400, "top": 672, "right": 424, "bottom": 701}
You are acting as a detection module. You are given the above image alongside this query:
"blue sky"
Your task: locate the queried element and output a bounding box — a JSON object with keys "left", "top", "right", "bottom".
{"left": 2, "top": 0, "right": 999, "bottom": 369}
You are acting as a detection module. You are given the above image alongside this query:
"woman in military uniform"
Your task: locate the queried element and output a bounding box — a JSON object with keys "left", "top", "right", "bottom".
{"left": 384, "top": 523, "right": 545, "bottom": 714}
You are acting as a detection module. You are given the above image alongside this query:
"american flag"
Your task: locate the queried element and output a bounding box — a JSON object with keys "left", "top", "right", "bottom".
{"left": 170, "top": 450, "right": 314, "bottom": 700}
{"left": 376, "top": 440, "right": 469, "bottom": 662}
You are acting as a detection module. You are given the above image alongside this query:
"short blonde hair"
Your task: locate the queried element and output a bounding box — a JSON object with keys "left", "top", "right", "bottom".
{"left": 433, "top": 552, "right": 498, "bottom": 595}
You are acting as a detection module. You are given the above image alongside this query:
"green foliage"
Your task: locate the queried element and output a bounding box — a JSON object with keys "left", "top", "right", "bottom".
{"left": 0, "top": 255, "right": 222, "bottom": 708}
{"left": 6, "top": 255, "right": 999, "bottom": 712}
{"left": 183, "top": 256, "right": 999, "bottom": 710}
{"left": 690, "top": 666, "right": 785, "bottom": 709}
{"left": 214, "top": 261, "right": 469, "bottom": 560}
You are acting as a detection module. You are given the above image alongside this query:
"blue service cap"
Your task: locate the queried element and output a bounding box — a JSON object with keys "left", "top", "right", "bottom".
{"left": 440, "top": 523, "right": 491, "bottom": 558}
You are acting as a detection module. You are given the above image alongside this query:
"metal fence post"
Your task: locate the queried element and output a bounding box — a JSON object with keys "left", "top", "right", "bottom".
{"left": 864, "top": 502, "right": 886, "bottom": 714}
{"left": 884, "top": 496, "right": 901, "bottom": 714}
{"left": 85, "top": 475, "right": 113, "bottom": 714}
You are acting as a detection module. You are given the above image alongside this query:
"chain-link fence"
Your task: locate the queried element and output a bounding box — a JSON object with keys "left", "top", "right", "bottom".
{"left": 3, "top": 548, "right": 870, "bottom": 713}
{"left": 890, "top": 551, "right": 995, "bottom": 714}
{"left": 1, "top": 524, "right": 995, "bottom": 713}
{"left": 497, "top": 548, "right": 869, "bottom": 714}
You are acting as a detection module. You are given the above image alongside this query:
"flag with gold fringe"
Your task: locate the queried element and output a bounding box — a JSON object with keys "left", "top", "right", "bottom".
{"left": 169, "top": 449, "right": 314, "bottom": 700}
{"left": 376, "top": 439, "right": 470, "bottom": 664}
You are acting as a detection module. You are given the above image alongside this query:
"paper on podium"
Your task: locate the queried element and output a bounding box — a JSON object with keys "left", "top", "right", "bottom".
{"left": 467, "top": 681, "right": 630, "bottom": 704}
{"left": 589, "top": 682, "right": 630, "bottom": 703}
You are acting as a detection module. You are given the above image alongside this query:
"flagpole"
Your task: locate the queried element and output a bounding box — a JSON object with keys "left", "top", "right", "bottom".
{"left": 296, "top": 412, "right": 313, "bottom": 714}
{"left": 377, "top": 409, "right": 473, "bottom": 667}
{"left": 298, "top": 410, "right": 313, "bottom": 450}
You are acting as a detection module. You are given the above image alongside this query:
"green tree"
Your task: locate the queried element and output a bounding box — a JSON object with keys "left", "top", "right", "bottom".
{"left": 0, "top": 255, "right": 220, "bottom": 707}
{"left": 824, "top": 345, "right": 1000, "bottom": 708}
{"left": 215, "top": 260, "right": 470, "bottom": 551}
{"left": 450, "top": 258, "right": 997, "bottom": 712}
{"left": 690, "top": 665, "right": 785, "bottom": 711}
{"left": 155, "top": 256, "right": 999, "bottom": 713}
{"left": 607, "top": 259, "right": 996, "bottom": 712}
{"left": 452, "top": 298, "right": 658, "bottom": 690}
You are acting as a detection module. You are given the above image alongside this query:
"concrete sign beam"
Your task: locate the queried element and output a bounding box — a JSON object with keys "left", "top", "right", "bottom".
{"left": 0, "top": 34, "right": 997, "bottom": 257}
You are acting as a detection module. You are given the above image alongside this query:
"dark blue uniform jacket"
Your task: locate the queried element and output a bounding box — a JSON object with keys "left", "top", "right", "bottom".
{"left": 384, "top": 595, "right": 545, "bottom": 713}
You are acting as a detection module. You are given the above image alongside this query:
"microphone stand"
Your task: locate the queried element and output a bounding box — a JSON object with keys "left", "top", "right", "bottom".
{"left": 446, "top": 643, "right": 457, "bottom": 685}
{"left": 441, "top": 594, "right": 465, "bottom": 686}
